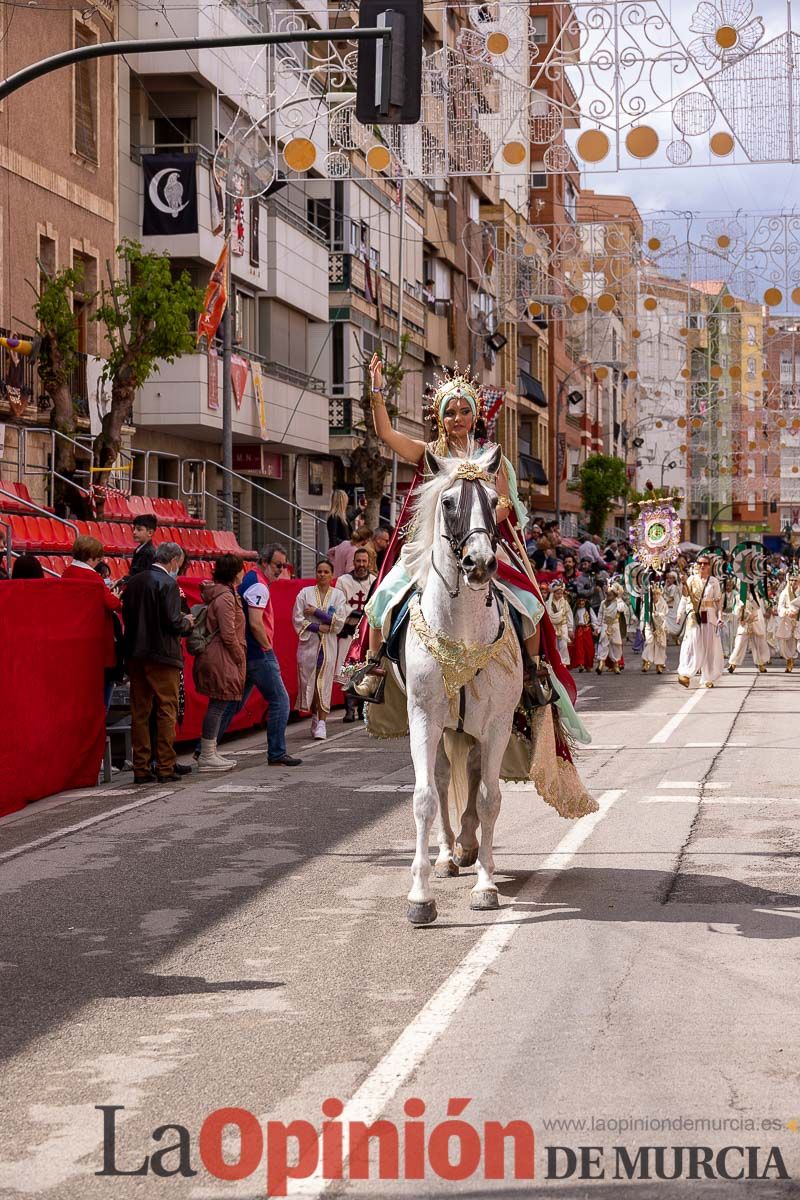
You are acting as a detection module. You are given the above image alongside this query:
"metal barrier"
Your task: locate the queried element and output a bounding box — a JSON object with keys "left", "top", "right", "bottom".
{"left": 19, "top": 427, "right": 93, "bottom": 507}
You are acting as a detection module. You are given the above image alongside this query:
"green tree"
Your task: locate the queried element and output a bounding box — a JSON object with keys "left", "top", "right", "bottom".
{"left": 349, "top": 338, "right": 407, "bottom": 531}
{"left": 578, "top": 453, "right": 628, "bottom": 535}
{"left": 93, "top": 240, "right": 202, "bottom": 509}
{"left": 32, "top": 263, "right": 90, "bottom": 514}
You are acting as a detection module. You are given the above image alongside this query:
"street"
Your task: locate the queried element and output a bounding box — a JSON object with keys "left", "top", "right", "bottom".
{"left": 1, "top": 653, "right": 799, "bottom": 1198}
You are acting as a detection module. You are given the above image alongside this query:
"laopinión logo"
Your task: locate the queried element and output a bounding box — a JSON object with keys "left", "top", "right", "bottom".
{"left": 96, "top": 1099, "right": 535, "bottom": 1195}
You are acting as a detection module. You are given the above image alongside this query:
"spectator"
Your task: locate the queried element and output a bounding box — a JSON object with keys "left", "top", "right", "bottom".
{"left": 292, "top": 560, "right": 348, "bottom": 740}
{"left": 122, "top": 541, "right": 193, "bottom": 785}
{"left": 373, "top": 526, "right": 391, "bottom": 570}
{"left": 11, "top": 553, "right": 44, "bottom": 579}
{"left": 193, "top": 554, "right": 247, "bottom": 773}
{"left": 130, "top": 513, "right": 158, "bottom": 576}
{"left": 335, "top": 548, "right": 377, "bottom": 722}
{"left": 328, "top": 525, "right": 376, "bottom": 577}
{"left": 0, "top": 527, "right": 8, "bottom": 579}
{"left": 562, "top": 553, "right": 578, "bottom": 589}
{"left": 207, "top": 543, "right": 302, "bottom": 768}
{"left": 578, "top": 533, "right": 604, "bottom": 563}
{"left": 326, "top": 489, "right": 352, "bottom": 549}
{"left": 543, "top": 520, "right": 564, "bottom": 556}
{"left": 63, "top": 535, "right": 123, "bottom": 709}
{"left": 94, "top": 560, "right": 112, "bottom": 583}
{"left": 531, "top": 534, "right": 559, "bottom": 572}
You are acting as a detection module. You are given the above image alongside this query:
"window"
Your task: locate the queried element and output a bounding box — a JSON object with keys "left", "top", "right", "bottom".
{"left": 74, "top": 23, "right": 98, "bottom": 162}
{"left": 153, "top": 116, "right": 193, "bottom": 152}
{"left": 433, "top": 259, "right": 451, "bottom": 300}
{"left": 747, "top": 324, "right": 757, "bottom": 345}
{"left": 468, "top": 189, "right": 480, "bottom": 223}
{"left": 532, "top": 15, "right": 548, "bottom": 43}
{"left": 307, "top": 196, "right": 331, "bottom": 244}
{"left": 564, "top": 179, "right": 577, "bottom": 221}
{"left": 531, "top": 161, "right": 547, "bottom": 189}
{"left": 332, "top": 323, "right": 344, "bottom": 394}
{"left": 235, "top": 290, "right": 256, "bottom": 353}
{"left": 38, "top": 234, "right": 56, "bottom": 292}
{"left": 72, "top": 252, "right": 97, "bottom": 354}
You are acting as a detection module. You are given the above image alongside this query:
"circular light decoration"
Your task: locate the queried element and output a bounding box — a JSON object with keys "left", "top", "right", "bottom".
{"left": 647, "top": 236, "right": 662, "bottom": 251}
{"left": 792, "top": 288, "right": 800, "bottom": 305}
{"left": 767, "top": 326, "right": 777, "bottom": 336}
{"left": 366, "top": 145, "right": 391, "bottom": 171}
{"left": 666, "top": 139, "right": 692, "bottom": 166}
{"left": 283, "top": 138, "right": 317, "bottom": 172}
{"left": 486, "top": 31, "right": 510, "bottom": 55}
{"left": 715, "top": 24, "right": 738, "bottom": 48}
{"left": 569, "top": 295, "right": 589, "bottom": 314}
{"left": 643, "top": 296, "right": 658, "bottom": 311}
{"left": 673, "top": 91, "right": 715, "bottom": 137}
{"left": 730, "top": 363, "right": 741, "bottom": 378}
{"left": 794, "top": 465, "right": 800, "bottom": 473}
{"left": 677, "top": 416, "right": 687, "bottom": 427}
{"left": 717, "top": 234, "right": 731, "bottom": 249}
{"left": 778, "top": 417, "right": 787, "bottom": 427}
{"left": 764, "top": 287, "right": 783, "bottom": 307}
{"left": 710, "top": 364, "right": 723, "bottom": 379}
{"left": 576, "top": 130, "right": 610, "bottom": 164}
{"left": 680, "top": 443, "right": 688, "bottom": 453}
{"left": 595, "top": 366, "right": 609, "bottom": 380}
{"left": 762, "top": 368, "right": 771, "bottom": 379}
{"left": 681, "top": 368, "right": 690, "bottom": 378}
{"left": 544, "top": 144, "right": 572, "bottom": 171}
{"left": 522, "top": 242, "right": 537, "bottom": 258}
{"left": 793, "top": 418, "right": 800, "bottom": 429}
{"left": 721, "top": 293, "right": 735, "bottom": 309}
{"left": 527, "top": 300, "right": 543, "bottom": 317}
{"left": 626, "top": 125, "right": 659, "bottom": 159}
{"left": 710, "top": 131, "right": 735, "bottom": 157}
{"left": 502, "top": 141, "right": 526, "bottom": 165}
{"left": 679, "top": 326, "right": 689, "bottom": 337}
{"left": 596, "top": 292, "right": 616, "bottom": 313}
{"left": 628, "top": 369, "right": 639, "bottom": 379}
{"left": 692, "top": 417, "right": 703, "bottom": 429}
{"left": 655, "top": 419, "right": 663, "bottom": 428}
{"left": 632, "top": 328, "right": 641, "bottom": 338}
{"left": 716, "top": 419, "right": 724, "bottom": 428}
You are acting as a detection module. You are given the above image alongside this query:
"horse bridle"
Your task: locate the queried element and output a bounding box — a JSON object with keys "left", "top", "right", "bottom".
{"left": 431, "top": 476, "right": 499, "bottom": 600}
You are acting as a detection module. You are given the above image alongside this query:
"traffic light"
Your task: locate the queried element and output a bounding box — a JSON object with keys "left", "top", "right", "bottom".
{"left": 356, "top": 0, "right": 423, "bottom": 126}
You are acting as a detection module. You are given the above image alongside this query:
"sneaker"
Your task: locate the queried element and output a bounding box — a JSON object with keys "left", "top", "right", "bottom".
{"left": 173, "top": 762, "right": 193, "bottom": 776}
{"left": 268, "top": 754, "right": 302, "bottom": 766}
{"left": 313, "top": 720, "right": 327, "bottom": 740}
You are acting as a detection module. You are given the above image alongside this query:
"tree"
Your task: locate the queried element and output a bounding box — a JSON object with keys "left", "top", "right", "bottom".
{"left": 93, "top": 240, "right": 202, "bottom": 509}
{"left": 32, "top": 264, "right": 90, "bottom": 515}
{"left": 578, "top": 453, "right": 628, "bottom": 535}
{"left": 349, "top": 339, "right": 407, "bottom": 531}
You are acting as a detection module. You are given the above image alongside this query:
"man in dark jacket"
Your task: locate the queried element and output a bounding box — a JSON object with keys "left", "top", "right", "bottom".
{"left": 122, "top": 541, "right": 193, "bottom": 784}
{"left": 130, "top": 514, "right": 158, "bottom": 576}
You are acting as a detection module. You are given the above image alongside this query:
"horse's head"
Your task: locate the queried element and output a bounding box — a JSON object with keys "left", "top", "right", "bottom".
{"left": 425, "top": 445, "right": 502, "bottom": 589}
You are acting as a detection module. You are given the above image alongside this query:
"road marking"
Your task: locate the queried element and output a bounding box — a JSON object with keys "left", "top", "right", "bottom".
{"left": 355, "top": 783, "right": 414, "bottom": 793}
{"left": 290, "top": 790, "right": 624, "bottom": 1199}
{"left": 53, "top": 787, "right": 142, "bottom": 799}
{"left": 686, "top": 741, "right": 749, "bottom": 748}
{"left": 582, "top": 743, "right": 623, "bottom": 751}
{"left": 642, "top": 795, "right": 791, "bottom": 805}
{"left": 0, "top": 791, "right": 175, "bottom": 864}
{"left": 658, "top": 780, "right": 731, "bottom": 789}
{"left": 207, "top": 784, "right": 280, "bottom": 794}
{"left": 321, "top": 747, "right": 382, "bottom": 754}
{"left": 299, "top": 725, "right": 368, "bottom": 752}
{"left": 649, "top": 687, "right": 707, "bottom": 744}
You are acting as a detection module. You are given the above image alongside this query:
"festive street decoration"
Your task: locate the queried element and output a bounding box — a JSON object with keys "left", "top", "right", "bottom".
{"left": 630, "top": 500, "right": 682, "bottom": 571}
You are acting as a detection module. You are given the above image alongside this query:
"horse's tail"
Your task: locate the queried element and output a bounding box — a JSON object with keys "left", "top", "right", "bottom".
{"left": 443, "top": 728, "right": 472, "bottom": 829}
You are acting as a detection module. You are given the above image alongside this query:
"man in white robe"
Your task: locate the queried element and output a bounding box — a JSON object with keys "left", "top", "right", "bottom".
{"left": 776, "top": 576, "right": 800, "bottom": 671}
{"left": 292, "top": 561, "right": 348, "bottom": 739}
{"left": 642, "top": 583, "right": 668, "bottom": 673}
{"left": 546, "top": 579, "right": 574, "bottom": 664}
{"left": 335, "top": 549, "right": 376, "bottom": 720}
{"left": 595, "top": 584, "right": 626, "bottom": 674}
{"left": 728, "top": 590, "right": 770, "bottom": 674}
{"left": 677, "top": 556, "right": 724, "bottom": 687}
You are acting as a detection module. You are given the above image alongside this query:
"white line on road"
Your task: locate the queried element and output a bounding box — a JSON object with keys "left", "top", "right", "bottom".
{"left": 582, "top": 744, "right": 623, "bottom": 751}
{"left": 658, "top": 780, "right": 731, "bottom": 789}
{"left": 0, "top": 791, "right": 176, "bottom": 864}
{"left": 641, "top": 795, "right": 792, "bottom": 804}
{"left": 207, "top": 784, "right": 280, "bottom": 794}
{"left": 290, "top": 790, "right": 624, "bottom": 1199}
{"left": 355, "top": 783, "right": 414, "bottom": 793}
{"left": 685, "top": 741, "right": 749, "bottom": 748}
{"left": 649, "top": 687, "right": 708, "bottom": 744}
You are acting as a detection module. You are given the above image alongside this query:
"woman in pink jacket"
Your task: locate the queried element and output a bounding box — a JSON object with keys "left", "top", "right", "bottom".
{"left": 193, "top": 554, "right": 246, "bottom": 772}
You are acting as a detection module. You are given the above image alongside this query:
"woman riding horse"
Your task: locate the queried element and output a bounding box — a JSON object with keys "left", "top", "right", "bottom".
{"left": 349, "top": 355, "right": 593, "bottom": 819}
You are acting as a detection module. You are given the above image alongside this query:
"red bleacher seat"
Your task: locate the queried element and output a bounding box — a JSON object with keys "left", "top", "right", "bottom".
{"left": 104, "top": 493, "right": 134, "bottom": 522}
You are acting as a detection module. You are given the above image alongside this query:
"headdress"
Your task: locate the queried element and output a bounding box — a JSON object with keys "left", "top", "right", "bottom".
{"left": 424, "top": 364, "right": 483, "bottom": 454}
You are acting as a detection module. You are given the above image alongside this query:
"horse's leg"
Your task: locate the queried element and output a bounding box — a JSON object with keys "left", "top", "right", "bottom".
{"left": 434, "top": 738, "right": 458, "bottom": 878}
{"left": 407, "top": 714, "right": 443, "bottom": 926}
{"left": 455, "top": 740, "right": 481, "bottom": 869}
{"left": 470, "top": 737, "right": 505, "bottom": 911}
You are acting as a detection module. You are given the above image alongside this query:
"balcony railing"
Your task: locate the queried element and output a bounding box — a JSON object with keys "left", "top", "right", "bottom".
{"left": 330, "top": 396, "right": 353, "bottom": 433}
{"left": 0, "top": 328, "right": 88, "bottom": 416}
{"left": 261, "top": 358, "right": 325, "bottom": 393}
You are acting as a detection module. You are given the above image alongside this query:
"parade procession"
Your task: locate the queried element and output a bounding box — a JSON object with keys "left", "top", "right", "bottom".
{"left": 1, "top": 0, "right": 800, "bottom": 1196}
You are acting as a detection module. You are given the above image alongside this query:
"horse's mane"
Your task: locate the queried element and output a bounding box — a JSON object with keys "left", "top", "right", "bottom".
{"left": 404, "top": 444, "right": 499, "bottom": 588}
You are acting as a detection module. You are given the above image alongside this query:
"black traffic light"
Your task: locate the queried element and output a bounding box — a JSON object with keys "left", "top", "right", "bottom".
{"left": 356, "top": 0, "right": 423, "bottom": 126}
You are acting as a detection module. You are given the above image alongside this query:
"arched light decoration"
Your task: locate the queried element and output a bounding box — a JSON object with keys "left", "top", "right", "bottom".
{"left": 576, "top": 130, "right": 610, "bottom": 163}
{"left": 626, "top": 126, "right": 659, "bottom": 158}
{"left": 283, "top": 138, "right": 317, "bottom": 171}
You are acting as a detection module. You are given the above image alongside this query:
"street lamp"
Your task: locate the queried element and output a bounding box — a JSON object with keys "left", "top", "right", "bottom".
{"left": 660, "top": 445, "right": 684, "bottom": 487}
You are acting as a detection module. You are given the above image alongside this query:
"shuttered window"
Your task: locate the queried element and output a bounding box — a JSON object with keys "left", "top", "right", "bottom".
{"left": 74, "top": 25, "right": 98, "bottom": 162}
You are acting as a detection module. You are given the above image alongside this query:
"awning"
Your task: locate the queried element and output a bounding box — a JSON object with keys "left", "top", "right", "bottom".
{"left": 518, "top": 454, "right": 548, "bottom": 485}
{"left": 519, "top": 369, "right": 547, "bottom": 407}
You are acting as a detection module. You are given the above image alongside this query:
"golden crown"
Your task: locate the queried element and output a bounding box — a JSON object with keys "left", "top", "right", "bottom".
{"left": 423, "top": 364, "right": 483, "bottom": 422}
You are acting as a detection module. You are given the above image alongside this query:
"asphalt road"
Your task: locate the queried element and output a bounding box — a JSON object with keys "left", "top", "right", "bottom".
{"left": 1, "top": 650, "right": 799, "bottom": 1199}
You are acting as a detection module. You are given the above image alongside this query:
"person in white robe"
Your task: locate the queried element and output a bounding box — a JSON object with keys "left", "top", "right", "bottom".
{"left": 663, "top": 572, "right": 682, "bottom": 643}
{"left": 720, "top": 576, "right": 738, "bottom": 659}
{"left": 776, "top": 575, "right": 800, "bottom": 671}
{"left": 334, "top": 549, "right": 377, "bottom": 719}
{"left": 546, "top": 579, "right": 574, "bottom": 664}
{"left": 292, "top": 560, "right": 348, "bottom": 739}
{"left": 677, "top": 556, "right": 724, "bottom": 687}
{"left": 727, "top": 590, "right": 770, "bottom": 674}
{"left": 642, "top": 583, "right": 668, "bottom": 673}
{"left": 595, "top": 584, "right": 626, "bottom": 674}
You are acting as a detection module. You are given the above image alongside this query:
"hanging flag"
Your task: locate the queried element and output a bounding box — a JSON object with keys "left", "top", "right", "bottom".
{"left": 197, "top": 240, "right": 229, "bottom": 346}
{"left": 251, "top": 360, "right": 267, "bottom": 439}
{"left": 231, "top": 354, "right": 250, "bottom": 411}
{"left": 142, "top": 154, "right": 198, "bottom": 236}
{"left": 209, "top": 166, "right": 225, "bottom": 235}
{"left": 207, "top": 347, "right": 219, "bottom": 410}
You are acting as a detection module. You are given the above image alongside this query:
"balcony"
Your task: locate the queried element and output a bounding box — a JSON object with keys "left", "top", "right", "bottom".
{"left": 135, "top": 350, "right": 329, "bottom": 454}
{"left": 0, "top": 329, "right": 87, "bottom": 418}
{"left": 519, "top": 369, "right": 548, "bottom": 408}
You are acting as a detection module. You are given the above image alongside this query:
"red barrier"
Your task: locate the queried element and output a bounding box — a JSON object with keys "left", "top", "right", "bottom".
{"left": 0, "top": 580, "right": 106, "bottom": 817}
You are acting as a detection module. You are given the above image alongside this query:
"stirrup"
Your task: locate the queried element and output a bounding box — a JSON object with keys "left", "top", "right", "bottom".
{"left": 346, "top": 655, "right": 387, "bottom": 704}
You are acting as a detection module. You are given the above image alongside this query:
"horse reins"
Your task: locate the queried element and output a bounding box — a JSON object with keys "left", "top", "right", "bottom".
{"left": 431, "top": 476, "right": 499, "bottom": 602}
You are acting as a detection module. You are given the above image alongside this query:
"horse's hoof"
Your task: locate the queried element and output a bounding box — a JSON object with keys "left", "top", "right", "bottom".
{"left": 455, "top": 844, "right": 479, "bottom": 869}
{"left": 434, "top": 859, "right": 459, "bottom": 879}
{"left": 470, "top": 889, "right": 499, "bottom": 911}
{"left": 407, "top": 900, "right": 438, "bottom": 926}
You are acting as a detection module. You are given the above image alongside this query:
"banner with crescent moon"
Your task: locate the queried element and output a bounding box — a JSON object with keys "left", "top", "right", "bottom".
{"left": 142, "top": 154, "right": 198, "bottom": 237}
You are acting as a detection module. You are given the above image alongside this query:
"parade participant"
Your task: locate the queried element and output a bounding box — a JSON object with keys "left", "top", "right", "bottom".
{"left": 642, "top": 580, "right": 668, "bottom": 674}
{"left": 335, "top": 548, "right": 376, "bottom": 722}
{"left": 720, "top": 575, "right": 738, "bottom": 659}
{"left": 677, "top": 555, "right": 724, "bottom": 688}
{"left": 571, "top": 594, "right": 598, "bottom": 672}
{"left": 728, "top": 588, "right": 770, "bottom": 674}
{"left": 775, "top": 573, "right": 800, "bottom": 672}
{"left": 546, "top": 578, "right": 573, "bottom": 663}
{"left": 663, "top": 571, "right": 682, "bottom": 643}
{"left": 292, "top": 560, "right": 348, "bottom": 739}
{"left": 595, "top": 582, "right": 626, "bottom": 674}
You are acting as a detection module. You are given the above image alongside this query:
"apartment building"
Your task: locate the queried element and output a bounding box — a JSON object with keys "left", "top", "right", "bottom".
{"left": 764, "top": 319, "right": 800, "bottom": 540}
{"left": 0, "top": 1, "right": 119, "bottom": 499}
{"left": 634, "top": 270, "right": 691, "bottom": 499}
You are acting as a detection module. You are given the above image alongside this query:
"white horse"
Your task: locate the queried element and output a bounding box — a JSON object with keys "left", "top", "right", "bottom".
{"left": 401, "top": 446, "right": 523, "bottom": 925}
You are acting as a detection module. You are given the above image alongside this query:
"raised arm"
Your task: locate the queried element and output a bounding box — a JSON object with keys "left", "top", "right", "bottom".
{"left": 369, "top": 353, "right": 425, "bottom": 464}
